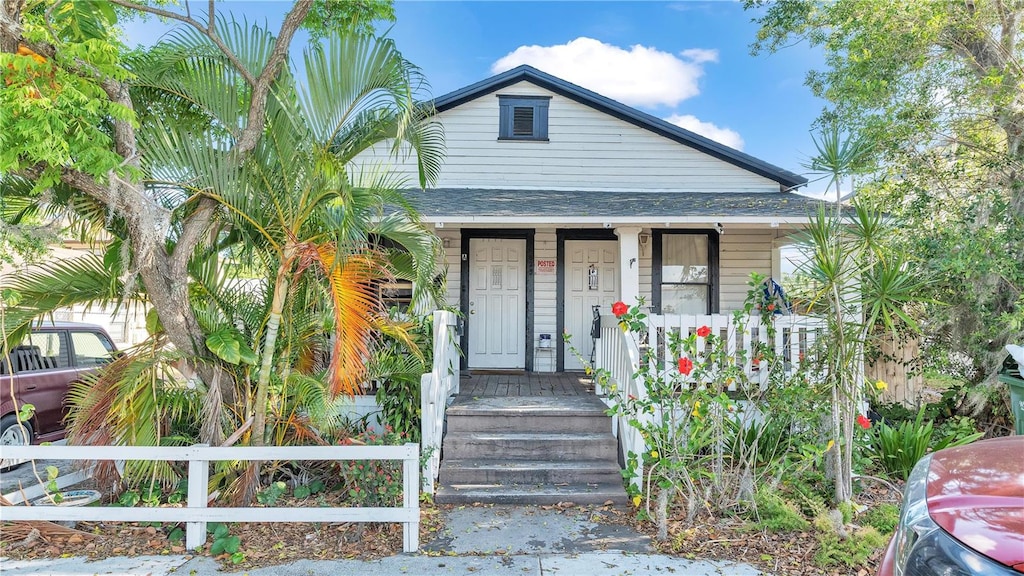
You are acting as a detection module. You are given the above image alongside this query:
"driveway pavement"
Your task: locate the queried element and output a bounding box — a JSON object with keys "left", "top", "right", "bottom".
{"left": 1, "top": 505, "right": 763, "bottom": 575}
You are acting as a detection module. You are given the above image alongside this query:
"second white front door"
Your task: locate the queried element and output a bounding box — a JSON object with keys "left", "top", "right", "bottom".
{"left": 468, "top": 238, "right": 526, "bottom": 369}
{"left": 563, "top": 240, "right": 618, "bottom": 371}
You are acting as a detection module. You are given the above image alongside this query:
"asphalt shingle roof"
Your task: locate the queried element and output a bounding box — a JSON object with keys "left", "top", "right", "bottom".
{"left": 401, "top": 188, "right": 829, "bottom": 219}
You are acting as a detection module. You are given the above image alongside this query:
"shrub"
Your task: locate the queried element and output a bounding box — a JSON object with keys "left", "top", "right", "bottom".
{"left": 337, "top": 427, "right": 405, "bottom": 506}
{"left": 861, "top": 503, "right": 900, "bottom": 535}
{"left": 814, "top": 525, "right": 888, "bottom": 568}
{"left": 868, "top": 406, "right": 983, "bottom": 481}
{"left": 750, "top": 488, "right": 810, "bottom": 532}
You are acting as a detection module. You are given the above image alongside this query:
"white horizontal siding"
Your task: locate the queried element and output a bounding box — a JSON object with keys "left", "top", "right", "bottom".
{"left": 435, "top": 228, "right": 461, "bottom": 308}
{"left": 719, "top": 229, "right": 776, "bottom": 311}
{"left": 357, "top": 81, "right": 781, "bottom": 193}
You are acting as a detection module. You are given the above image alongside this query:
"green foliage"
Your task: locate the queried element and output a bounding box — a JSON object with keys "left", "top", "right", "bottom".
{"left": 582, "top": 282, "right": 830, "bottom": 525}
{"left": 861, "top": 503, "right": 900, "bottom": 535}
{"left": 43, "top": 465, "right": 63, "bottom": 504}
{"left": 337, "top": 427, "right": 405, "bottom": 506}
{"left": 868, "top": 406, "right": 983, "bottom": 481}
{"left": 208, "top": 522, "right": 242, "bottom": 560}
{"left": 256, "top": 481, "right": 288, "bottom": 506}
{"left": 116, "top": 478, "right": 187, "bottom": 507}
{"left": 205, "top": 327, "right": 258, "bottom": 365}
{"left": 371, "top": 308, "right": 438, "bottom": 442}
{"left": 749, "top": 488, "right": 810, "bottom": 533}
{"left": 749, "top": 0, "right": 1024, "bottom": 381}
{"left": 814, "top": 525, "right": 888, "bottom": 569}
{"left": 292, "top": 479, "right": 324, "bottom": 499}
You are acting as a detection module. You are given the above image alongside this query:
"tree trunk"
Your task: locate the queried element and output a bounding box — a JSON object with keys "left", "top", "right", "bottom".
{"left": 0, "top": 0, "right": 23, "bottom": 53}
{"left": 252, "top": 253, "right": 292, "bottom": 447}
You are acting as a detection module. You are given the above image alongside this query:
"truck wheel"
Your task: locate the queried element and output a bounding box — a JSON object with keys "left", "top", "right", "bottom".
{"left": 0, "top": 414, "right": 33, "bottom": 471}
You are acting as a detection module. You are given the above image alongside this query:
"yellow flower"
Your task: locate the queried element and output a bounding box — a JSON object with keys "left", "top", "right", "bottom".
{"left": 825, "top": 439, "right": 835, "bottom": 452}
{"left": 875, "top": 380, "right": 888, "bottom": 391}
{"left": 650, "top": 450, "right": 659, "bottom": 459}
{"left": 632, "top": 495, "right": 642, "bottom": 507}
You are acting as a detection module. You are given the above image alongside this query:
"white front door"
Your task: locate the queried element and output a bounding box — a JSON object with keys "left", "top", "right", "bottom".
{"left": 563, "top": 240, "right": 618, "bottom": 371}
{"left": 468, "top": 238, "right": 526, "bottom": 369}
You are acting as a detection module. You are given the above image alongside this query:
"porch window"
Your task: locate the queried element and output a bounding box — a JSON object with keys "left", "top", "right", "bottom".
{"left": 653, "top": 231, "right": 719, "bottom": 314}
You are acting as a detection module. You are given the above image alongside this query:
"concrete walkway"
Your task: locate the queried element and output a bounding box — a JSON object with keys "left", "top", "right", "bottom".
{"left": 1, "top": 506, "right": 763, "bottom": 576}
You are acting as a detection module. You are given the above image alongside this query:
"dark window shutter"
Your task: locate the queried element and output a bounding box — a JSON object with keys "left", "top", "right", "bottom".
{"left": 534, "top": 100, "right": 549, "bottom": 139}
{"left": 497, "top": 95, "right": 551, "bottom": 141}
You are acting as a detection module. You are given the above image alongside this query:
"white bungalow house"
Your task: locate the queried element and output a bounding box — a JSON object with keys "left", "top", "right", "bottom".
{"left": 360, "top": 65, "right": 824, "bottom": 503}
{"left": 364, "top": 65, "right": 814, "bottom": 373}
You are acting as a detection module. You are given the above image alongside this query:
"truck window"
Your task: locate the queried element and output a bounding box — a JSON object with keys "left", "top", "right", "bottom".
{"left": 2, "top": 332, "right": 71, "bottom": 373}
{"left": 70, "top": 331, "right": 115, "bottom": 367}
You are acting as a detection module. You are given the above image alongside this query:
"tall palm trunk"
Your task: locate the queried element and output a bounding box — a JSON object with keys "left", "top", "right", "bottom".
{"left": 253, "top": 248, "right": 293, "bottom": 446}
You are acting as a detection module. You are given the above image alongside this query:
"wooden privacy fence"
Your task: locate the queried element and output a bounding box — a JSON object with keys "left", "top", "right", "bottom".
{"left": 0, "top": 443, "right": 421, "bottom": 552}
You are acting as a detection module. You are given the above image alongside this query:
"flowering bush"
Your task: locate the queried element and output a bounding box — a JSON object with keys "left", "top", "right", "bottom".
{"left": 591, "top": 291, "right": 830, "bottom": 532}
{"left": 337, "top": 426, "right": 406, "bottom": 506}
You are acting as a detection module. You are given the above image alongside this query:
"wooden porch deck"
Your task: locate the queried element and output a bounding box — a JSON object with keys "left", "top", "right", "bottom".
{"left": 458, "top": 372, "right": 595, "bottom": 396}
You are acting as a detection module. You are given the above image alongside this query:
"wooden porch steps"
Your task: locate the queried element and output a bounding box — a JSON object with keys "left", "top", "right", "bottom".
{"left": 434, "top": 394, "right": 628, "bottom": 506}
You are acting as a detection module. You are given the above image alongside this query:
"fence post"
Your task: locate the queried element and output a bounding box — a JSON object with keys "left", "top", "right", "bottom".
{"left": 403, "top": 443, "right": 419, "bottom": 552}
{"left": 420, "top": 373, "right": 435, "bottom": 494}
{"left": 186, "top": 444, "right": 210, "bottom": 551}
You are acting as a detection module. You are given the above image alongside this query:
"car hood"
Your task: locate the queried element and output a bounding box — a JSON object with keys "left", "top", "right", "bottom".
{"left": 926, "top": 436, "right": 1024, "bottom": 570}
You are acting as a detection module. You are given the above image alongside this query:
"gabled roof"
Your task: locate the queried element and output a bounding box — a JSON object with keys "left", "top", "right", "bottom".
{"left": 431, "top": 65, "right": 808, "bottom": 191}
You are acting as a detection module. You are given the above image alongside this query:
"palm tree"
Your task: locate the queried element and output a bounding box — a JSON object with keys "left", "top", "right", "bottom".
{"left": 3, "top": 21, "right": 445, "bottom": 456}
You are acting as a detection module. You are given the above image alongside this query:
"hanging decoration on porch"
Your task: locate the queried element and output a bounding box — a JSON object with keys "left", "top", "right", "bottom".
{"left": 588, "top": 264, "right": 599, "bottom": 290}
{"left": 760, "top": 277, "right": 792, "bottom": 314}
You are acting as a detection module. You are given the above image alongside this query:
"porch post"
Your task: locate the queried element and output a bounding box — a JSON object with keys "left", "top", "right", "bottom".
{"left": 614, "top": 226, "right": 642, "bottom": 309}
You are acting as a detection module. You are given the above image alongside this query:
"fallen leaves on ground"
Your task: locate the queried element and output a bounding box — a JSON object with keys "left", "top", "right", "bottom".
{"left": 0, "top": 492, "right": 444, "bottom": 572}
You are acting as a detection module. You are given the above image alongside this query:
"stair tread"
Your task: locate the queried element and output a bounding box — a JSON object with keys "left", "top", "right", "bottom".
{"left": 447, "top": 395, "right": 609, "bottom": 416}
{"left": 435, "top": 482, "right": 628, "bottom": 505}
{"left": 441, "top": 459, "right": 620, "bottom": 470}
{"left": 455, "top": 432, "right": 613, "bottom": 441}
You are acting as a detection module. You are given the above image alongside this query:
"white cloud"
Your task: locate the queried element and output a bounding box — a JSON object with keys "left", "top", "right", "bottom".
{"left": 664, "top": 114, "right": 745, "bottom": 150}
{"left": 679, "top": 48, "right": 718, "bottom": 64}
{"left": 492, "top": 37, "right": 718, "bottom": 108}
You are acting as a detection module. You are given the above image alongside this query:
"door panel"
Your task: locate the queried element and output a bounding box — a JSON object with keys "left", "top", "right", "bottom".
{"left": 468, "top": 238, "right": 526, "bottom": 369}
{"left": 564, "top": 240, "right": 618, "bottom": 371}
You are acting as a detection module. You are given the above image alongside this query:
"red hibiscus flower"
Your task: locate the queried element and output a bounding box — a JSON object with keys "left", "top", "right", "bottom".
{"left": 857, "top": 414, "right": 871, "bottom": 429}
{"left": 611, "top": 301, "right": 629, "bottom": 318}
{"left": 767, "top": 303, "right": 776, "bottom": 312}
{"left": 696, "top": 325, "right": 711, "bottom": 338}
{"left": 678, "top": 357, "right": 694, "bottom": 376}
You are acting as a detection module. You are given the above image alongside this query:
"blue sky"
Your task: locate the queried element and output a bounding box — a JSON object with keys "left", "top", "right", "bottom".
{"left": 123, "top": 1, "right": 829, "bottom": 192}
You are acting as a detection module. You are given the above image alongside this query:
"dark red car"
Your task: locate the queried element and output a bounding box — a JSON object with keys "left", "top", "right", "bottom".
{"left": 878, "top": 435, "right": 1024, "bottom": 575}
{"left": 1, "top": 322, "right": 117, "bottom": 468}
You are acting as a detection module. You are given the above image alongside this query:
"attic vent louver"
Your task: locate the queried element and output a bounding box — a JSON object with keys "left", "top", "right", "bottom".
{"left": 512, "top": 107, "right": 534, "bottom": 136}
{"left": 498, "top": 95, "right": 550, "bottom": 141}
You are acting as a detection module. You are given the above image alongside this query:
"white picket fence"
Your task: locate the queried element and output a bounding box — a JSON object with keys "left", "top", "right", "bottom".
{"left": 0, "top": 444, "right": 421, "bottom": 552}
{"left": 420, "top": 309, "right": 459, "bottom": 495}
{"left": 594, "top": 313, "right": 825, "bottom": 487}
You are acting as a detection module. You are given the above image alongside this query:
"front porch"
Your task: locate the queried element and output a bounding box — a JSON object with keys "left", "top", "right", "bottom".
{"left": 458, "top": 372, "right": 594, "bottom": 397}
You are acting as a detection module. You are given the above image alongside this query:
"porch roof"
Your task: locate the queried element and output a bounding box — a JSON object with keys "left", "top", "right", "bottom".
{"left": 401, "top": 188, "right": 830, "bottom": 225}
